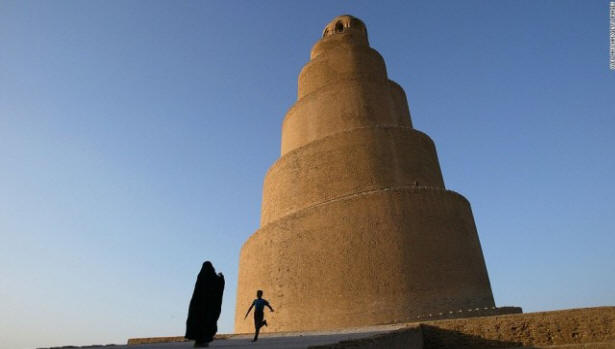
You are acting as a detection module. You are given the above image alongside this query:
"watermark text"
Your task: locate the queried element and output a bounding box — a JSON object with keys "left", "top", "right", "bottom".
{"left": 610, "top": 2, "right": 615, "bottom": 69}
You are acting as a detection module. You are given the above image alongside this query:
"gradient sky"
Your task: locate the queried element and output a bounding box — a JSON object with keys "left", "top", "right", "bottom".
{"left": 1, "top": 1, "right": 614, "bottom": 348}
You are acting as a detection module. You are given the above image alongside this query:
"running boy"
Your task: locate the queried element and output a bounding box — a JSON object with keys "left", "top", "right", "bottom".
{"left": 243, "top": 290, "right": 274, "bottom": 342}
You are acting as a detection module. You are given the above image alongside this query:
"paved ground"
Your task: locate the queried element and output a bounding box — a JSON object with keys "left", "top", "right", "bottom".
{"left": 80, "top": 324, "right": 408, "bottom": 349}
{"left": 124, "top": 334, "right": 367, "bottom": 348}
{"left": 83, "top": 332, "right": 379, "bottom": 348}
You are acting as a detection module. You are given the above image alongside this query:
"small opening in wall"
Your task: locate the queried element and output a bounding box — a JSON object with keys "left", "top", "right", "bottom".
{"left": 335, "top": 21, "right": 344, "bottom": 33}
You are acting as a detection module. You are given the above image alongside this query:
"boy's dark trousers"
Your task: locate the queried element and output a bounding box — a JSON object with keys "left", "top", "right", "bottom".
{"left": 253, "top": 311, "right": 266, "bottom": 341}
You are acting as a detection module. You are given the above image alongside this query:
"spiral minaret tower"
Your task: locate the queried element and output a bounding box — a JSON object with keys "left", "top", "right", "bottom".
{"left": 235, "top": 15, "right": 501, "bottom": 332}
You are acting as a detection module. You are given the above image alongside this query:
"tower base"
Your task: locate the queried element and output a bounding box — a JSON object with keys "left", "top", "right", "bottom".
{"left": 235, "top": 187, "right": 496, "bottom": 333}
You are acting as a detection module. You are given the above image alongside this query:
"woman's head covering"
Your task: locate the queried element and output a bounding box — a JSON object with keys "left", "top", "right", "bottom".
{"left": 198, "top": 261, "right": 216, "bottom": 279}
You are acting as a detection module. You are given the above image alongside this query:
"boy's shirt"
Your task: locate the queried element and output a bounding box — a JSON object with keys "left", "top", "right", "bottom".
{"left": 252, "top": 298, "right": 269, "bottom": 314}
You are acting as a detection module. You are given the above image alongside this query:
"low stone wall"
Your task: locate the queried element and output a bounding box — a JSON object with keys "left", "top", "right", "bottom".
{"left": 309, "top": 307, "right": 615, "bottom": 349}
{"left": 421, "top": 307, "right": 615, "bottom": 348}
{"left": 126, "top": 336, "right": 187, "bottom": 345}
{"left": 126, "top": 334, "right": 232, "bottom": 345}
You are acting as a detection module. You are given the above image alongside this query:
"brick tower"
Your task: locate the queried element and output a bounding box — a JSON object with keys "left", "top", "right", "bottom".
{"left": 235, "top": 15, "right": 506, "bottom": 333}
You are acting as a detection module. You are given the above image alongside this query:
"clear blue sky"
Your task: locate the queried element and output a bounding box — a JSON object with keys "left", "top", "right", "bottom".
{"left": 1, "top": 1, "right": 613, "bottom": 348}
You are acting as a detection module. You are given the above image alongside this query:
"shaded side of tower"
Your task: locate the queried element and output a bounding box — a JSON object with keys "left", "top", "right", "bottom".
{"left": 235, "top": 15, "right": 519, "bottom": 333}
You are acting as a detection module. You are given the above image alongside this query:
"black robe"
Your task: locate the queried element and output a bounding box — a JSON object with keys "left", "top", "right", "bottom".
{"left": 185, "top": 261, "right": 225, "bottom": 343}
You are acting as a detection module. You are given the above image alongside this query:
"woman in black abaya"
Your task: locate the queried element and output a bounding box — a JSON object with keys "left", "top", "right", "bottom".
{"left": 185, "top": 261, "right": 225, "bottom": 347}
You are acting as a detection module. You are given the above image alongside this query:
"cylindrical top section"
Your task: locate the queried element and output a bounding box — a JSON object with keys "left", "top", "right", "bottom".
{"left": 322, "top": 15, "right": 368, "bottom": 40}
{"left": 282, "top": 15, "right": 414, "bottom": 154}
{"left": 311, "top": 15, "right": 369, "bottom": 59}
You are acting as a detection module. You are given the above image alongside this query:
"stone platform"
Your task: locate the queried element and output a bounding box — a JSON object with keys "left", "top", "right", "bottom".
{"left": 50, "top": 306, "right": 615, "bottom": 349}
{"left": 58, "top": 307, "right": 614, "bottom": 349}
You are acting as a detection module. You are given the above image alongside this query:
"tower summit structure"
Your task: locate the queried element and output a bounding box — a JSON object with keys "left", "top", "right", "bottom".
{"left": 235, "top": 15, "right": 511, "bottom": 333}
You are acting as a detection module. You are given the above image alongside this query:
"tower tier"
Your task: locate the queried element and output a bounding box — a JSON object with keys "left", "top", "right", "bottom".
{"left": 236, "top": 187, "right": 495, "bottom": 333}
{"left": 263, "top": 126, "right": 444, "bottom": 226}
{"left": 282, "top": 79, "right": 412, "bottom": 154}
